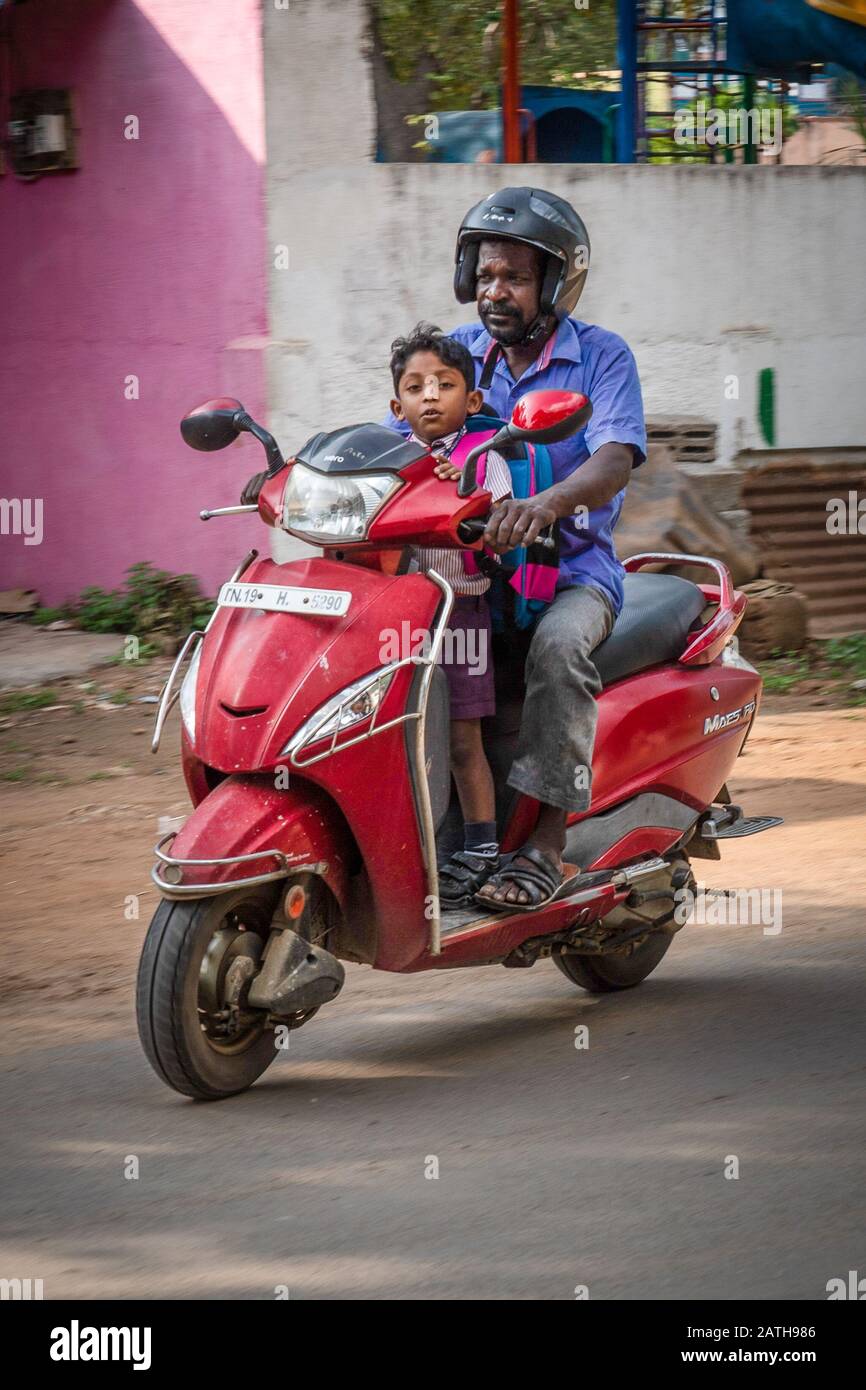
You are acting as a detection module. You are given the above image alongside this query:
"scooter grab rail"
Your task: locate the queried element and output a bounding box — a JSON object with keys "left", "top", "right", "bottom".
{"left": 622, "top": 552, "right": 746, "bottom": 667}
{"left": 623, "top": 552, "right": 734, "bottom": 606}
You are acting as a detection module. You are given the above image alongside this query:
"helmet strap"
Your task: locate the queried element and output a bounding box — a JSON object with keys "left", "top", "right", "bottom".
{"left": 521, "top": 314, "right": 555, "bottom": 346}
{"left": 479, "top": 314, "right": 555, "bottom": 385}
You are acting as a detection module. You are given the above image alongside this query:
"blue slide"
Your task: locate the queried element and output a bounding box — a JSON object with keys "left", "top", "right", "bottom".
{"left": 727, "top": 0, "right": 866, "bottom": 80}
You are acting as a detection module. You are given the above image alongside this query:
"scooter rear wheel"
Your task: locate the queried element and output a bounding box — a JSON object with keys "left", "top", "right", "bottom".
{"left": 136, "top": 884, "right": 283, "bottom": 1100}
{"left": 553, "top": 931, "right": 673, "bottom": 993}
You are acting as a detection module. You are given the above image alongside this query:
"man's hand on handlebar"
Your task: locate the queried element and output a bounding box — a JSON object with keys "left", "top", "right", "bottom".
{"left": 240, "top": 471, "right": 268, "bottom": 506}
{"left": 484, "top": 497, "right": 559, "bottom": 553}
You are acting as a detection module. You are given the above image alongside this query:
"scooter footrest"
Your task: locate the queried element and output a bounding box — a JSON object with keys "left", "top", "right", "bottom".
{"left": 705, "top": 814, "right": 783, "bottom": 840}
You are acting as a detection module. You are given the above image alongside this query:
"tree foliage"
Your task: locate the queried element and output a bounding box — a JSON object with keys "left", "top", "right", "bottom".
{"left": 376, "top": 0, "right": 617, "bottom": 111}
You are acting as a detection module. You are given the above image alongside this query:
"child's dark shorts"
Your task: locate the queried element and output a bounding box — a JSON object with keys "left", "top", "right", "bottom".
{"left": 442, "top": 594, "right": 495, "bottom": 721}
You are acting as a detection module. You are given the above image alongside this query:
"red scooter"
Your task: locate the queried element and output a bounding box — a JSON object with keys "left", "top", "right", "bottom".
{"left": 138, "top": 390, "right": 781, "bottom": 1100}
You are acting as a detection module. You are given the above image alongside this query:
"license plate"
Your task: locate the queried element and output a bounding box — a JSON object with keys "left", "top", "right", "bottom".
{"left": 218, "top": 582, "right": 352, "bottom": 617}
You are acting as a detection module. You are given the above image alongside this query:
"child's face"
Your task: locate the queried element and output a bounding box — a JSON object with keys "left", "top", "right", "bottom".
{"left": 391, "top": 350, "right": 482, "bottom": 443}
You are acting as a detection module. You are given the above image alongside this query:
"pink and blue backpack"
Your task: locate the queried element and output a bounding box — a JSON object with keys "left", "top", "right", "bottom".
{"left": 457, "top": 411, "right": 559, "bottom": 632}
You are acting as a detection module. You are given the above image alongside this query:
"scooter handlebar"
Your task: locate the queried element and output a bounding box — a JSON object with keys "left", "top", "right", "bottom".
{"left": 457, "top": 514, "right": 556, "bottom": 550}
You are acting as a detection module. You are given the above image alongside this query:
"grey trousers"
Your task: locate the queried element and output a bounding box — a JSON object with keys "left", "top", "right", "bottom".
{"left": 507, "top": 583, "right": 616, "bottom": 815}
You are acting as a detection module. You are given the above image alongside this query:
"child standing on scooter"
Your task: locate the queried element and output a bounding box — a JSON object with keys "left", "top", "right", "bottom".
{"left": 389, "top": 323, "right": 512, "bottom": 906}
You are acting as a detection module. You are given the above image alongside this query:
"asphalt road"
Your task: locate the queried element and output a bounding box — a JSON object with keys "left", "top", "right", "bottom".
{"left": 3, "top": 906, "right": 865, "bottom": 1301}
{"left": 1, "top": 708, "right": 865, "bottom": 1300}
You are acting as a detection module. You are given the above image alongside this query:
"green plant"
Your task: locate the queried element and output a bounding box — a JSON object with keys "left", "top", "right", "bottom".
{"left": 108, "top": 641, "right": 159, "bottom": 666}
{"left": 759, "top": 650, "right": 810, "bottom": 693}
{"left": 763, "top": 672, "right": 804, "bottom": 694}
{"left": 759, "top": 635, "right": 866, "bottom": 700}
{"left": 828, "top": 74, "right": 866, "bottom": 161}
{"left": 30, "top": 607, "right": 66, "bottom": 626}
{"left": 824, "top": 633, "right": 866, "bottom": 678}
{"left": 72, "top": 563, "right": 214, "bottom": 638}
{"left": 1, "top": 767, "right": 29, "bottom": 781}
{"left": 0, "top": 689, "right": 59, "bottom": 714}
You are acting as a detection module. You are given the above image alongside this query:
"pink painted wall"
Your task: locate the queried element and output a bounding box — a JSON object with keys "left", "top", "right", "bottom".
{"left": 0, "top": 0, "right": 268, "bottom": 607}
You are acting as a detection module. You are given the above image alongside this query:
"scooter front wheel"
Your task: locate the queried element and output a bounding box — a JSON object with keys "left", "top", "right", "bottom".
{"left": 136, "top": 884, "right": 285, "bottom": 1100}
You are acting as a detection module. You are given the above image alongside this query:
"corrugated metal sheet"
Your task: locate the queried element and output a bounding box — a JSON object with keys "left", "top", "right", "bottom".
{"left": 742, "top": 459, "right": 866, "bottom": 636}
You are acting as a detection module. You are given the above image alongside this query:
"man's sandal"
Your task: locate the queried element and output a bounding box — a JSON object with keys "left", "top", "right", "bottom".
{"left": 438, "top": 850, "right": 501, "bottom": 907}
{"left": 474, "top": 845, "right": 568, "bottom": 913}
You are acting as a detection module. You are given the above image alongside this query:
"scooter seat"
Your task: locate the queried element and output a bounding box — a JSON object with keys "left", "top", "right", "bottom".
{"left": 592, "top": 572, "right": 707, "bottom": 687}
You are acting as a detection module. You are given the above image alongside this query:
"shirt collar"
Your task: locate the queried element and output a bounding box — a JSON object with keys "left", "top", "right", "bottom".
{"left": 409, "top": 425, "right": 464, "bottom": 454}
{"left": 466, "top": 315, "right": 582, "bottom": 371}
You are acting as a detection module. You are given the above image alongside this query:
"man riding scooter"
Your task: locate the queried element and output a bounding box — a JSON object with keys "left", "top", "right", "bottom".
{"left": 145, "top": 195, "right": 780, "bottom": 1099}
{"left": 242, "top": 185, "right": 646, "bottom": 911}
{"left": 398, "top": 186, "right": 646, "bottom": 910}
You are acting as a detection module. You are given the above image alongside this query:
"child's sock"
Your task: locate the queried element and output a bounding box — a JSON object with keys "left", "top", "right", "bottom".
{"left": 464, "top": 821, "right": 499, "bottom": 859}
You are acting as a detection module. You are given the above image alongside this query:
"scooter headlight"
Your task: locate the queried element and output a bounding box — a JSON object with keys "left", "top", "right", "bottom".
{"left": 179, "top": 640, "right": 202, "bottom": 744}
{"left": 281, "top": 668, "right": 395, "bottom": 758}
{"left": 281, "top": 464, "right": 401, "bottom": 543}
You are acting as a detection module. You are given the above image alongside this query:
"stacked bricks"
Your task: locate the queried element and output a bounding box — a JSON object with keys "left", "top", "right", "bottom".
{"left": 645, "top": 416, "right": 717, "bottom": 464}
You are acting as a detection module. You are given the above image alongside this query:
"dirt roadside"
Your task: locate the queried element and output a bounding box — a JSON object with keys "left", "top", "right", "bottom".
{"left": 0, "top": 652, "right": 864, "bottom": 1055}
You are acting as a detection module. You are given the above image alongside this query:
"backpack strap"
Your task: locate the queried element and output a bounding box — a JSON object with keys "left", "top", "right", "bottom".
{"left": 478, "top": 341, "right": 502, "bottom": 392}
{"left": 448, "top": 426, "right": 500, "bottom": 581}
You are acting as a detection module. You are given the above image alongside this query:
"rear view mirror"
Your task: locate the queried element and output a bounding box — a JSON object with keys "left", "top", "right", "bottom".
{"left": 180, "top": 398, "right": 245, "bottom": 452}
{"left": 180, "top": 397, "right": 285, "bottom": 476}
{"left": 508, "top": 389, "right": 592, "bottom": 444}
{"left": 457, "top": 389, "right": 593, "bottom": 497}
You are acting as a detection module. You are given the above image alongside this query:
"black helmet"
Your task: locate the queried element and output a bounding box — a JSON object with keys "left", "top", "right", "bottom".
{"left": 454, "top": 186, "right": 591, "bottom": 332}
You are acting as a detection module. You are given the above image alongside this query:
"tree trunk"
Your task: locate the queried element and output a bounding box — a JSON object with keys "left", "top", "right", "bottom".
{"left": 365, "top": 3, "right": 435, "bottom": 162}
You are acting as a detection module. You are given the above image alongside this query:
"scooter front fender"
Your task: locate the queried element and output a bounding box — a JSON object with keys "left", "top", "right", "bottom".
{"left": 151, "top": 772, "right": 354, "bottom": 913}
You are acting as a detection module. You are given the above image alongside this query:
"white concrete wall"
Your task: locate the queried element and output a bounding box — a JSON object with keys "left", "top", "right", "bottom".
{"left": 262, "top": 5, "right": 866, "bottom": 480}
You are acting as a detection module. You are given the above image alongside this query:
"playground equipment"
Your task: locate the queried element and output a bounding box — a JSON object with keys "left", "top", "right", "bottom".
{"left": 390, "top": 0, "right": 866, "bottom": 165}
{"left": 421, "top": 87, "right": 619, "bottom": 164}
{"left": 617, "top": 0, "right": 866, "bottom": 162}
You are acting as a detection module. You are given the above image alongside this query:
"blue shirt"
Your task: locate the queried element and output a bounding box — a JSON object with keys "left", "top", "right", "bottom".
{"left": 385, "top": 316, "right": 646, "bottom": 615}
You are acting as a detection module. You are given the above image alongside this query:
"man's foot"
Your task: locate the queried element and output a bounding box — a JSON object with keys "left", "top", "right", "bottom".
{"left": 475, "top": 843, "right": 567, "bottom": 911}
